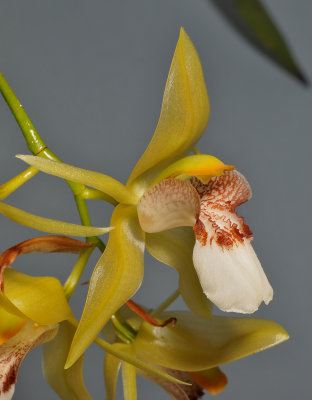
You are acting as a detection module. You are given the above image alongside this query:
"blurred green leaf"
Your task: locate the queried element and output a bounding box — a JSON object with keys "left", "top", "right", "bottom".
{"left": 211, "top": 0, "right": 308, "bottom": 85}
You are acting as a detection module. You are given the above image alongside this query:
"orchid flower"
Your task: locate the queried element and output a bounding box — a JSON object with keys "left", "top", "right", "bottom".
{"left": 0, "top": 236, "right": 99, "bottom": 400}
{"left": 0, "top": 267, "right": 74, "bottom": 399}
{"left": 103, "top": 309, "right": 289, "bottom": 400}
{"left": 15, "top": 28, "right": 273, "bottom": 370}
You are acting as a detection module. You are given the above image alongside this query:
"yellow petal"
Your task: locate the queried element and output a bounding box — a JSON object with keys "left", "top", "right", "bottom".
{"left": 104, "top": 344, "right": 123, "bottom": 400}
{"left": 152, "top": 154, "right": 234, "bottom": 186}
{"left": 122, "top": 360, "right": 137, "bottom": 400}
{"left": 145, "top": 227, "right": 212, "bottom": 319}
{"left": 0, "top": 321, "right": 58, "bottom": 399}
{"left": 137, "top": 179, "right": 200, "bottom": 233}
{"left": 189, "top": 367, "right": 228, "bottom": 395}
{"left": 42, "top": 321, "right": 92, "bottom": 400}
{"left": 133, "top": 311, "right": 289, "bottom": 371}
{"left": 16, "top": 155, "right": 138, "bottom": 205}
{"left": 0, "top": 201, "right": 113, "bottom": 236}
{"left": 0, "top": 307, "right": 26, "bottom": 346}
{"left": 128, "top": 28, "right": 210, "bottom": 192}
{"left": 1, "top": 268, "right": 73, "bottom": 324}
{"left": 66, "top": 204, "right": 144, "bottom": 368}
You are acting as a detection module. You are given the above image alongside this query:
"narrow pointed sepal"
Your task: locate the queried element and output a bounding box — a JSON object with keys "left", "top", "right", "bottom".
{"left": 66, "top": 204, "right": 144, "bottom": 368}
{"left": 128, "top": 28, "right": 210, "bottom": 190}
{"left": 0, "top": 201, "right": 113, "bottom": 237}
{"left": 16, "top": 155, "right": 138, "bottom": 205}
{"left": 0, "top": 322, "right": 58, "bottom": 399}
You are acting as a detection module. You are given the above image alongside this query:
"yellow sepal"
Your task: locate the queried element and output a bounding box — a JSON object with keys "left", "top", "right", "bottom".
{"left": 16, "top": 155, "right": 138, "bottom": 205}
{"left": 0, "top": 201, "right": 113, "bottom": 237}
{"left": 66, "top": 204, "right": 144, "bottom": 368}
{"left": 128, "top": 28, "right": 210, "bottom": 192}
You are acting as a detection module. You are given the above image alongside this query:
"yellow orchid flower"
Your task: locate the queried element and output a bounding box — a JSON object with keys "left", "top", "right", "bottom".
{"left": 103, "top": 309, "right": 289, "bottom": 400}
{"left": 0, "top": 236, "right": 98, "bottom": 400}
{"left": 16, "top": 28, "right": 272, "bottom": 369}
{"left": 0, "top": 267, "right": 73, "bottom": 399}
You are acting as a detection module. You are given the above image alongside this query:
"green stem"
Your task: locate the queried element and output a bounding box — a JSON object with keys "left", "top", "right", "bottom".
{"left": 0, "top": 166, "right": 38, "bottom": 200}
{"left": 63, "top": 247, "right": 94, "bottom": 300}
{"left": 82, "top": 188, "right": 118, "bottom": 206}
{"left": 0, "top": 72, "right": 46, "bottom": 154}
{"left": 0, "top": 71, "right": 105, "bottom": 285}
{"left": 151, "top": 288, "right": 180, "bottom": 317}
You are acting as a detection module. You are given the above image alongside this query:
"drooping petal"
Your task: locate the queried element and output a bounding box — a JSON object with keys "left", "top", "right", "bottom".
{"left": 0, "top": 322, "right": 58, "bottom": 399}
{"left": 133, "top": 311, "right": 289, "bottom": 371}
{"left": 128, "top": 28, "right": 210, "bottom": 192}
{"left": 42, "top": 321, "right": 92, "bottom": 400}
{"left": 16, "top": 155, "right": 138, "bottom": 205}
{"left": 66, "top": 204, "right": 144, "bottom": 368}
{"left": 191, "top": 171, "right": 273, "bottom": 313}
{"left": 138, "top": 179, "right": 200, "bottom": 233}
{"left": 0, "top": 201, "right": 113, "bottom": 237}
{"left": 145, "top": 227, "right": 212, "bottom": 319}
{"left": 189, "top": 367, "right": 227, "bottom": 395}
{"left": 1, "top": 268, "right": 74, "bottom": 324}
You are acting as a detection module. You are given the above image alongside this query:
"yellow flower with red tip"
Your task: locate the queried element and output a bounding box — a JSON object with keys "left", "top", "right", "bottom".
{"left": 14, "top": 28, "right": 273, "bottom": 371}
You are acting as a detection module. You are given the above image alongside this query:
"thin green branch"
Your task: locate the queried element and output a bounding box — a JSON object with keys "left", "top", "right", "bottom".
{"left": 0, "top": 72, "right": 106, "bottom": 287}
{"left": 63, "top": 247, "right": 94, "bottom": 300}
{"left": 82, "top": 188, "right": 118, "bottom": 206}
{"left": 0, "top": 166, "right": 38, "bottom": 200}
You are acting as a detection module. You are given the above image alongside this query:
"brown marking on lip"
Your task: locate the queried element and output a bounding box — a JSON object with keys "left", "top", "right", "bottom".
{"left": 193, "top": 219, "right": 207, "bottom": 246}
{"left": 191, "top": 171, "right": 254, "bottom": 250}
{"left": 2, "top": 364, "right": 17, "bottom": 393}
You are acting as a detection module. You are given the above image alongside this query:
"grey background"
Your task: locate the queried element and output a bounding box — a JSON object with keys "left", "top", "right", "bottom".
{"left": 0, "top": 0, "right": 311, "bottom": 399}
